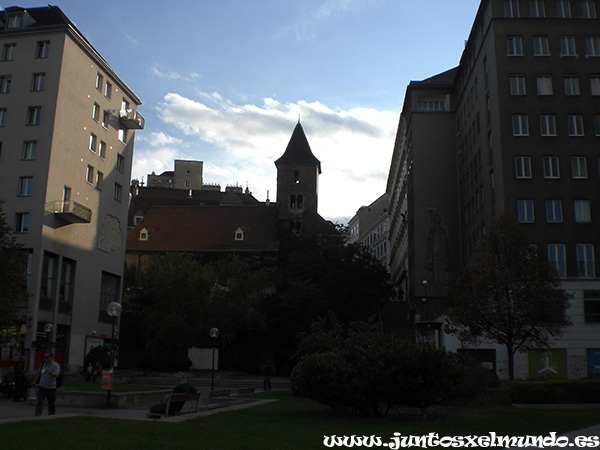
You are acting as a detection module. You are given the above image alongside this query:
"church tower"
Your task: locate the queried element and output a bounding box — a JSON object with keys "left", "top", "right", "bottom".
{"left": 275, "top": 122, "right": 321, "bottom": 235}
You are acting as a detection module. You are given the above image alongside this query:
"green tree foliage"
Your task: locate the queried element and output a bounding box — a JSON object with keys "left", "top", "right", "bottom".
{"left": 291, "top": 325, "right": 488, "bottom": 417}
{"left": 445, "top": 214, "right": 571, "bottom": 380}
{"left": 0, "top": 202, "right": 27, "bottom": 327}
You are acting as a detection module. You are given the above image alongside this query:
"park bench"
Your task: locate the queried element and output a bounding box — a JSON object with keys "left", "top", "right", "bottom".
{"left": 234, "top": 387, "right": 255, "bottom": 403}
{"left": 146, "top": 392, "right": 201, "bottom": 419}
{"left": 204, "top": 389, "right": 231, "bottom": 409}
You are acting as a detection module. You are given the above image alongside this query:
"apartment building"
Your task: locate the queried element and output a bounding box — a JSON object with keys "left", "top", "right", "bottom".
{"left": 0, "top": 6, "right": 143, "bottom": 371}
{"left": 387, "top": 0, "right": 600, "bottom": 379}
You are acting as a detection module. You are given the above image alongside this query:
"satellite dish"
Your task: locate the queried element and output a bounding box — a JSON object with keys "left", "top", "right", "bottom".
{"left": 107, "top": 302, "right": 122, "bottom": 317}
{"left": 209, "top": 327, "right": 220, "bottom": 339}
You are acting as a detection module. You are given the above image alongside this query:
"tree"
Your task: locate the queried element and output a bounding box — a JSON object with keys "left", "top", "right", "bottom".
{"left": 445, "top": 214, "right": 570, "bottom": 380}
{"left": 0, "top": 202, "right": 28, "bottom": 327}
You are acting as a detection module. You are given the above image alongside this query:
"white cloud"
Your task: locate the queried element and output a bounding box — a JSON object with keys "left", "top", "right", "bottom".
{"left": 149, "top": 64, "right": 201, "bottom": 82}
{"left": 133, "top": 92, "right": 398, "bottom": 223}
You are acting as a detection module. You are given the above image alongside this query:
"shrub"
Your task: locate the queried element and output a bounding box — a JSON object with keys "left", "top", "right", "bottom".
{"left": 84, "top": 345, "right": 111, "bottom": 371}
{"left": 291, "top": 328, "right": 489, "bottom": 417}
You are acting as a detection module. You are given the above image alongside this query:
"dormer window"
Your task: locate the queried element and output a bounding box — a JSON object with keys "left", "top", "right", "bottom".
{"left": 7, "top": 14, "right": 23, "bottom": 29}
{"left": 234, "top": 227, "right": 245, "bottom": 241}
{"left": 139, "top": 228, "right": 149, "bottom": 241}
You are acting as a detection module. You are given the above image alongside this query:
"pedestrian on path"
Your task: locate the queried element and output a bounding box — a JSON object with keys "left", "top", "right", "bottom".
{"left": 33, "top": 351, "right": 61, "bottom": 416}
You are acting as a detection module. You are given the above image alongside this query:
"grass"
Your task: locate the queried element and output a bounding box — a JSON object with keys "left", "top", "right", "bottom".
{"left": 2, "top": 391, "right": 599, "bottom": 450}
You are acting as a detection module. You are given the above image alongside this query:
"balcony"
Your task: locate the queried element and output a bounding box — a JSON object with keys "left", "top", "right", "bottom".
{"left": 119, "top": 109, "right": 145, "bottom": 130}
{"left": 52, "top": 200, "right": 92, "bottom": 223}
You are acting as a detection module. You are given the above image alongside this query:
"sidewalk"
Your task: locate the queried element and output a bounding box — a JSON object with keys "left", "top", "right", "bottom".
{"left": 0, "top": 395, "right": 276, "bottom": 424}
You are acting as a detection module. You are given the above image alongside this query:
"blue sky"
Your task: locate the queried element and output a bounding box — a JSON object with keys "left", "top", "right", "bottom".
{"left": 30, "top": 0, "right": 480, "bottom": 223}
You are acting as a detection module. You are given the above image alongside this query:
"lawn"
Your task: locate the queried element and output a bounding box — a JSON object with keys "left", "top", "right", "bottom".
{"left": 2, "top": 391, "right": 599, "bottom": 450}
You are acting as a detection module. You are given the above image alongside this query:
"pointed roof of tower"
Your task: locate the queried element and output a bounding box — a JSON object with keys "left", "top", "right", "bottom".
{"left": 275, "top": 122, "right": 321, "bottom": 173}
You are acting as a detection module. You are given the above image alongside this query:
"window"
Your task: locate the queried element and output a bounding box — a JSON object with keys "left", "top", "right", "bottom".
{"left": 574, "top": 199, "right": 591, "bottom": 222}
{"left": 116, "top": 154, "right": 125, "bottom": 173}
{"left": 590, "top": 77, "right": 600, "bottom": 96}
{"left": 86, "top": 165, "right": 94, "bottom": 184}
{"left": 517, "top": 199, "right": 535, "bottom": 222}
{"left": 513, "top": 115, "right": 529, "bottom": 136}
{"left": 507, "top": 36, "right": 524, "bottom": 55}
{"left": 18, "top": 176, "right": 33, "bottom": 196}
{"left": 113, "top": 183, "right": 122, "bottom": 201}
{"left": 95, "top": 73, "right": 103, "bottom": 91}
{"left": 533, "top": 36, "right": 550, "bottom": 56}
{"left": 577, "top": 244, "right": 595, "bottom": 278}
{"left": 2, "top": 43, "right": 16, "bottom": 61}
{"left": 505, "top": 0, "right": 520, "bottom": 17}
{"left": 31, "top": 73, "right": 45, "bottom": 91}
{"left": 139, "top": 228, "right": 149, "bottom": 240}
{"left": 595, "top": 115, "right": 600, "bottom": 136}
{"left": 564, "top": 76, "right": 580, "bottom": 95}
{"left": 89, "top": 133, "right": 97, "bottom": 153}
{"left": 515, "top": 156, "right": 532, "bottom": 178}
{"left": 556, "top": 0, "right": 572, "bottom": 17}
{"left": 585, "top": 37, "right": 600, "bottom": 57}
{"left": 7, "top": 14, "right": 23, "bottom": 29}
{"left": 584, "top": 291, "right": 600, "bottom": 323}
{"left": 537, "top": 76, "right": 553, "bottom": 95}
{"left": 99, "top": 140, "right": 106, "bottom": 159}
{"left": 546, "top": 200, "right": 563, "bottom": 222}
{"left": 530, "top": 0, "right": 546, "bottom": 16}
{"left": 118, "top": 128, "right": 126, "bottom": 143}
{"left": 16, "top": 212, "right": 29, "bottom": 233}
{"left": 35, "top": 41, "right": 50, "bottom": 58}
{"left": 99, "top": 271, "right": 120, "bottom": 322}
{"left": 572, "top": 157, "right": 588, "bottom": 178}
{"left": 0, "top": 75, "right": 11, "bottom": 94}
{"left": 543, "top": 156, "right": 560, "bottom": 178}
{"left": 234, "top": 227, "right": 245, "bottom": 241}
{"left": 104, "top": 81, "right": 112, "bottom": 99}
{"left": 102, "top": 110, "right": 110, "bottom": 128}
{"left": 510, "top": 75, "right": 526, "bottom": 95}
{"left": 568, "top": 115, "right": 584, "bottom": 136}
{"left": 92, "top": 103, "right": 100, "bottom": 121}
{"left": 0, "top": 108, "right": 6, "bottom": 127}
{"left": 59, "top": 258, "right": 75, "bottom": 314}
{"left": 582, "top": 1, "right": 598, "bottom": 18}
{"left": 560, "top": 37, "right": 577, "bottom": 56}
{"left": 22, "top": 141, "right": 37, "bottom": 160}
{"left": 26, "top": 106, "right": 41, "bottom": 125}
{"left": 96, "top": 171, "right": 104, "bottom": 190}
{"left": 417, "top": 100, "right": 446, "bottom": 111}
{"left": 540, "top": 115, "right": 557, "bottom": 136}
{"left": 548, "top": 244, "right": 567, "bottom": 278}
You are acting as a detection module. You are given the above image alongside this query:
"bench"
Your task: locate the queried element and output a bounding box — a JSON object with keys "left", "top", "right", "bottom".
{"left": 234, "top": 387, "right": 255, "bottom": 403}
{"left": 204, "top": 389, "right": 231, "bottom": 409}
{"left": 146, "top": 392, "right": 201, "bottom": 419}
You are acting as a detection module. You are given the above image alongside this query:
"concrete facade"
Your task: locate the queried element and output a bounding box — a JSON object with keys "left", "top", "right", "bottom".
{"left": 387, "top": 0, "right": 600, "bottom": 378}
{"left": 0, "top": 6, "right": 143, "bottom": 372}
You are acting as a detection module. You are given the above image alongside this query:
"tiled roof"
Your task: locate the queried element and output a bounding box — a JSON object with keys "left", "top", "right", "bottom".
{"left": 128, "top": 187, "right": 260, "bottom": 225}
{"left": 275, "top": 123, "right": 321, "bottom": 173}
{"left": 126, "top": 205, "right": 279, "bottom": 253}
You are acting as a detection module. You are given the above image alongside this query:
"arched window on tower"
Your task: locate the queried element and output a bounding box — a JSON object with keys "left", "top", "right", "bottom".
{"left": 290, "top": 195, "right": 296, "bottom": 208}
{"left": 294, "top": 170, "right": 300, "bottom": 183}
{"left": 297, "top": 195, "right": 303, "bottom": 208}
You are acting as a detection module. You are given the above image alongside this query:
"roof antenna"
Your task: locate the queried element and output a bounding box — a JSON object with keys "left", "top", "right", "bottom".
{"left": 298, "top": 113, "right": 301, "bottom": 124}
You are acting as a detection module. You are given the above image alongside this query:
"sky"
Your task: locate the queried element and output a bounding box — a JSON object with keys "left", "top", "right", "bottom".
{"left": 15, "top": 0, "right": 482, "bottom": 223}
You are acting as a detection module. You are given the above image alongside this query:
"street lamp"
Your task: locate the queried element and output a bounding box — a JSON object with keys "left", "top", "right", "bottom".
{"left": 105, "top": 302, "right": 121, "bottom": 408}
{"left": 43, "top": 323, "right": 54, "bottom": 351}
{"left": 209, "top": 327, "right": 219, "bottom": 390}
{"left": 107, "top": 302, "right": 122, "bottom": 370}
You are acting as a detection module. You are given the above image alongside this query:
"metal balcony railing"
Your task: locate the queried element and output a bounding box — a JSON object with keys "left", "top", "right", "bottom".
{"left": 119, "top": 109, "right": 145, "bottom": 130}
{"left": 52, "top": 200, "right": 92, "bottom": 223}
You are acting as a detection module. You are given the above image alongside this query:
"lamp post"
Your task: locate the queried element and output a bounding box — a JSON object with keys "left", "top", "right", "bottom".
{"left": 105, "top": 302, "right": 121, "bottom": 407}
{"left": 209, "top": 327, "right": 219, "bottom": 390}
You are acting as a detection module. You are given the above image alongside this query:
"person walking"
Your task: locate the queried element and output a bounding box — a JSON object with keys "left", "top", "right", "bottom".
{"left": 33, "top": 351, "right": 61, "bottom": 416}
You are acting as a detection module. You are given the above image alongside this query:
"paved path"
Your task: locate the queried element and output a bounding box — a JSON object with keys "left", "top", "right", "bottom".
{"left": 0, "top": 395, "right": 276, "bottom": 424}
